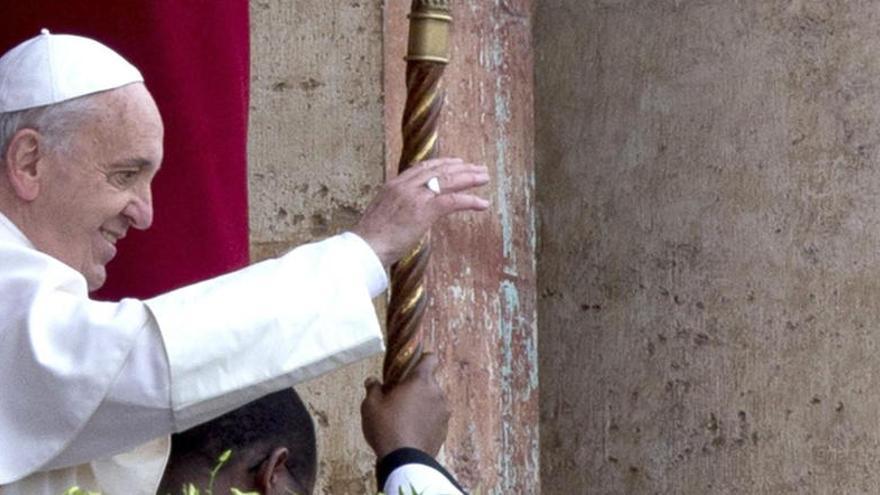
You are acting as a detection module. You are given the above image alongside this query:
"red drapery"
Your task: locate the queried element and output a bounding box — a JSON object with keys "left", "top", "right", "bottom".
{"left": 0, "top": 2, "right": 251, "bottom": 300}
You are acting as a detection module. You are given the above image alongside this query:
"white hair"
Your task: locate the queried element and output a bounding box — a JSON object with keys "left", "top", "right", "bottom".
{"left": 0, "top": 94, "right": 102, "bottom": 159}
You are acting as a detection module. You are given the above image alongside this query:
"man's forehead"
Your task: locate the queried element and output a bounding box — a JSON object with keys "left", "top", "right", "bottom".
{"left": 73, "top": 87, "right": 165, "bottom": 170}
{"left": 98, "top": 83, "right": 163, "bottom": 126}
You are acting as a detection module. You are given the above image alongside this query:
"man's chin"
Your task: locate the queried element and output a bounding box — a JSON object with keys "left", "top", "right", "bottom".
{"left": 86, "top": 268, "right": 108, "bottom": 293}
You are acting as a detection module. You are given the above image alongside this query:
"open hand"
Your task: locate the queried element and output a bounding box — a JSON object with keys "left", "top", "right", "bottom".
{"left": 352, "top": 157, "right": 490, "bottom": 268}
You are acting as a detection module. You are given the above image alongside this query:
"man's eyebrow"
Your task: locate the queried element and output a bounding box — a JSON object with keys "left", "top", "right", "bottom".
{"left": 109, "top": 157, "right": 156, "bottom": 169}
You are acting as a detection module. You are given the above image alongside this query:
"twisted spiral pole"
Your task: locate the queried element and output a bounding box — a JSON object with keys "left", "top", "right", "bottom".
{"left": 383, "top": 0, "right": 453, "bottom": 385}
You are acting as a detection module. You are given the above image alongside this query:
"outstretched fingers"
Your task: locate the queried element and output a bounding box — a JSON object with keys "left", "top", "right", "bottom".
{"left": 437, "top": 168, "right": 491, "bottom": 194}
{"left": 404, "top": 159, "right": 492, "bottom": 217}
{"left": 405, "top": 161, "right": 489, "bottom": 194}
{"left": 431, "top": 192, "right": 491, "bottom": 216}
{"left": 395, "top": 157, "right": 465, "bottom": 183}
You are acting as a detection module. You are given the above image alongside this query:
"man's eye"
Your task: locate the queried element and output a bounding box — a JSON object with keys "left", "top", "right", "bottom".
{"left": 110, "top": 171, "right": 138, "bottom": 187}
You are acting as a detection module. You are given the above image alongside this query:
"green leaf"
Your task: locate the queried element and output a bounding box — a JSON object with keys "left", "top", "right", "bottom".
{"left": 63, "top": 487, "right": 101, "bottom": 495}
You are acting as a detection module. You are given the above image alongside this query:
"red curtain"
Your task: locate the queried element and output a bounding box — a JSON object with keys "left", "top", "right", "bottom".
{"left": 0, "top": 2, "right": 251, "bottom": 300}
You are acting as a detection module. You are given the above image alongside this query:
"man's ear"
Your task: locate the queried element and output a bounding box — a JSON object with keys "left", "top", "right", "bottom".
{"left": 4, "top": 128, "right": 45, "bottom": 201}
{"left": 256, "top": 447, "right": 297, "bottom": 495}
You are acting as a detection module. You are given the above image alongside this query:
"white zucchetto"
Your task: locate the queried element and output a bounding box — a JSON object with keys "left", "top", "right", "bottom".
{"left": 0, "top": 29, "right": 143, "bottom": 113}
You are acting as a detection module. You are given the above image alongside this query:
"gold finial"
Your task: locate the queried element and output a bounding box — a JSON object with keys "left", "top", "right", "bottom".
{"left": 407, "top": 0, "right": 453, "bottom": 64}
{"left": 413, "top": 0, "right": 451, "bottom": 12}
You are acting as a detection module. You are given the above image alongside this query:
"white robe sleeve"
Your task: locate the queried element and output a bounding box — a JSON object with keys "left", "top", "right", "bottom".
{"left": 148, "top": 232, "right": 387, "bottom": 431}
{"left": 0, "top": 227, "right": 387, "bottom": 484}
{"left": 42, "top": 325, "right": 173, "bottom": 470}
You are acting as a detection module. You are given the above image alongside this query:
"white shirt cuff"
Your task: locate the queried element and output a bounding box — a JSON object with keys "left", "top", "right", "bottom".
{"left": 385, "top": 464, "right": 464, "bottom": 495}
{"left": 340, "top": 231, "right": 388, "bottom": 298}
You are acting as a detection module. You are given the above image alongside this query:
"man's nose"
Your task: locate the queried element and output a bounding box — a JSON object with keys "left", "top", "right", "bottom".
{"left": 124, "top": 186, "right": 154, "bottom": 230}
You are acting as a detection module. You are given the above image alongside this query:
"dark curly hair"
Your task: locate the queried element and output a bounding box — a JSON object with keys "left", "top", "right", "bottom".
{"left": 168, "top": 387, "right": 317, "bottom": 491}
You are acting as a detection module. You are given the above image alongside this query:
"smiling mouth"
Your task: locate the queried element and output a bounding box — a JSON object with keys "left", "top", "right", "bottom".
{"left": 100, "top": 229, "right": 123, "bottom": 245}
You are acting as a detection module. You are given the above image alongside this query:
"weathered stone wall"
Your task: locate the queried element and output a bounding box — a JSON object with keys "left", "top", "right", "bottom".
{"left": 537, "top": 1, "right": 880, "bottom": 493}
{"left": 248, "top": 1, "right": 385, "bottom": 492}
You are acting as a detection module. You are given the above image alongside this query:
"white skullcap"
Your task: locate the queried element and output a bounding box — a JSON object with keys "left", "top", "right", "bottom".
{"left": 0, "top": 29, "right": 143, "bottom": 113}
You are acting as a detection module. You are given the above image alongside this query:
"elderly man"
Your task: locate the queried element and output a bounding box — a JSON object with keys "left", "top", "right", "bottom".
{"left": 0, "top": 31, "right": 485, "bottom": 494}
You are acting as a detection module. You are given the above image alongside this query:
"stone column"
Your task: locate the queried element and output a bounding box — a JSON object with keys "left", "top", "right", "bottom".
{"left": 385, "top": 1, "right": 539, "bottom": 493}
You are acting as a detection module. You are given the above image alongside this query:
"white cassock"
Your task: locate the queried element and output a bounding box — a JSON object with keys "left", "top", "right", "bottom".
{"left": 0, "top": 212, "right": 462, "bottom": 495}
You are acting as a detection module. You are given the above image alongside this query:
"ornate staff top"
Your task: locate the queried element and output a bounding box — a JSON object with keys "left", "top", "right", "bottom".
{"left": 406, "top": 0, "right": 452, "bottom": 64}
